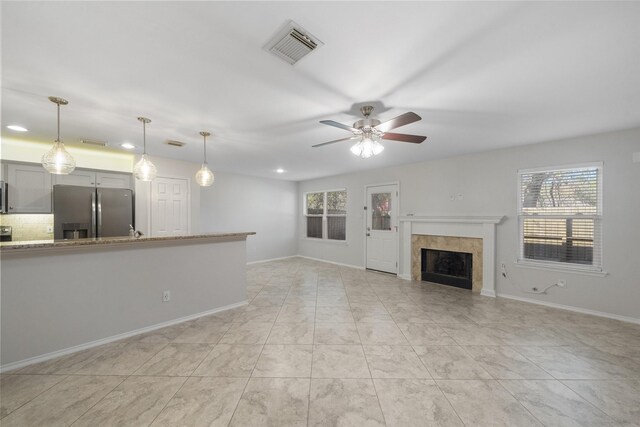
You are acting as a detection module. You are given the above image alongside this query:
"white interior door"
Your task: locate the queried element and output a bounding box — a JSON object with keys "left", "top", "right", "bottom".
{"left": 366, "top": 184, "right": 398, "bottom": 274}
{"left": 151, "top": 177, "right": 189, "bottom": 237}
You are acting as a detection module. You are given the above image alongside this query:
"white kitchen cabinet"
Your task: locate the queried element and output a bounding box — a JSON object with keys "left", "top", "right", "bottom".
{"left": 6, "top": 163, "right": 52, "bottom": 213}
{"left": 53, "top": 170, "right": 131, "bottom": 189}
{"left": 96, "top": 172, "right": 131, "bottom": 189}
{"left": 53, "top": 169, "right": 96, "bottom": 187}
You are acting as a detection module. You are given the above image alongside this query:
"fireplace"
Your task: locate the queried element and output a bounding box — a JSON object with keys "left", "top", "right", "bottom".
{"left": 421, "top": 248, "right": 473, "bottom": 290}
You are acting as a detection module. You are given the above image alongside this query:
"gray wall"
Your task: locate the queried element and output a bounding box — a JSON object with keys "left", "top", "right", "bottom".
{"left": 200, "top": 171, "right": 298, "bottom": 263}
{"left": 298, "top": 127, "right": 640, "bottom": 320}
{"left": 1, "top": 239, "right": 248, "bottom": 367}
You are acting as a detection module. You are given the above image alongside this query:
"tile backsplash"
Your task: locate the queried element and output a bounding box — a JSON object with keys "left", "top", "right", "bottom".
{"left": 0, "top": 214, "right": 54, "bottom": 241}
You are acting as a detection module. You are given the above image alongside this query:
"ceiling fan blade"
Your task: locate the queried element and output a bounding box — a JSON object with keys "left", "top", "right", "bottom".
{"left": 312, "top": 136, "right": 359, "bottom": 148}
{"left": 381, "top": 132, "right": 427, "bottom": 144}
{"left": 319, "top": 120, "right": 359, "bottom": 133}
{"left": 375, "top": 112, "right": 421, "bottom": 133}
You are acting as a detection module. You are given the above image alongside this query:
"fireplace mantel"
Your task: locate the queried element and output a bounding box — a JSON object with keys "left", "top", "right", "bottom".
{"left": 398, "top": 215, "right": 505, "bottom": 297}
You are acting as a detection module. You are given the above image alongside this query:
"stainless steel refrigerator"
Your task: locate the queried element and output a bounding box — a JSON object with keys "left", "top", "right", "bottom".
{"left": 53, "top": 185, "right": 133, "bottom": 239}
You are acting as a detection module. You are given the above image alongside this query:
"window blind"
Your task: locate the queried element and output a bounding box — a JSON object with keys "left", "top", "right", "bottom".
{"left": 518, "top": 164, "right": 602, "bottom": 270}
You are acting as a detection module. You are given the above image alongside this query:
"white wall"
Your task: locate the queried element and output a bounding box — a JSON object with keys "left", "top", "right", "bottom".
{"left": 200, "top": 171, "right": 298, "bottom": 263}
{"left": 134, "top": 155, "right": 201, "bottom": 236}
{"left": 298, "top": 127, "right": 640, "bottom": 320}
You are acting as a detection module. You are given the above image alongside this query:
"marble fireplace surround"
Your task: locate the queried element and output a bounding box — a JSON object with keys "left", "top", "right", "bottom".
{"left": 398, "top": 216, "right": 505, "bottom": 297}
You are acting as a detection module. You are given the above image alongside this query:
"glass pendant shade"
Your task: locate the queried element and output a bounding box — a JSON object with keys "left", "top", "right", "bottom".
{"left": 133, "top": 154, "right": 157, "bottom": 181}
{"left": 350, "top": 135, "right": 384, "bottom": 159}
{"left": 134, "top": 117, "right": 157, "bottom": 181}
{"left": 43, "top": 96, "right": 76, "bottom": 175}
{"left": 195, "top": 163, "right": 214, "bottom": 186}
{"left": 196, "top": 131, "right": 214, "bottom": 187}
{"left": 42, "top": 140, "right": 76, "bottom": 174}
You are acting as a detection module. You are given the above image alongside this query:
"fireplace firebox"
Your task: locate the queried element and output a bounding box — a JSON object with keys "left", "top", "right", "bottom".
{"left": 421, "top": 248, "right": 473, "bottom": 290}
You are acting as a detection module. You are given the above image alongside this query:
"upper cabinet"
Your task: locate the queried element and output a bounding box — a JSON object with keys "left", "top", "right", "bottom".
{"left": 53, "top": 169, "right": 96, "bottom": 187}
{"left": 53, "top": 169, "right": 132, "bottom": 189}
{"left": 1, "top": 162, "right": 133, "bottom": 214}
{"left": 6, "top": 163, "right": 52, "bottom": 213}
{"left": 96, "top": 172, "right": 131, "bottom": 189}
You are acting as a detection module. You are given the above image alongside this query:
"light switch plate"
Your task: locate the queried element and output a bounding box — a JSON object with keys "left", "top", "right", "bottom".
{"left": 47, "top": 225, "right": 53, "bottom": 233}
{"left": 633, "top": 152, "right": 640, "bottom": 163}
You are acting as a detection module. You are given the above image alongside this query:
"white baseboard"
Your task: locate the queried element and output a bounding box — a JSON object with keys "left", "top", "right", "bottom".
{"left": 481, "top": 289, "right": 497, "bottom": 298}
{"left": 0, "top": 301, "right": 248, "bottom": 373}
{"left": 497, "top": 293, "right": 640, "bottom": 325}
{"left": 296, "top": 255, "right": 364, "bottom": 270}
{"left": 247, "top": 255, "right": 296, "bottom": 265}
{"left": 399, "top": 274, "right": 412, "bottom": 281}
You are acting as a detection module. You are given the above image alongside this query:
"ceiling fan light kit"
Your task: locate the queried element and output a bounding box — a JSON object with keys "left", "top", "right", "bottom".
{"left": 350, "top": 135, "right": 384, "bottom": 159}
{"left": 315, "top": 105, "right": 427, "bottom": 159}
{"left": 133, "top": 117, "right": 158, "bottom": 181}
{"left": 42, "top": 96, "right": 76, "bottom": 175}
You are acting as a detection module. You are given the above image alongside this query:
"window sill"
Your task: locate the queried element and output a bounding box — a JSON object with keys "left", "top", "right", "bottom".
{"left": 301, "top": 237, "right": 349, "bottom": 245}
{"left": 513, "top": 259, "right": 608, "bottom": 277}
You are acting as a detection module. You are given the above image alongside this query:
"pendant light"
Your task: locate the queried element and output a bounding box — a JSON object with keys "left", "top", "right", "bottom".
{"left": 42, "top": 96, "right": 76, "bottom": 174}
{"left": 195, "top": 131, "right": 214, "bottom": 187}
{"left": 133, "top": 117, "right": 157, "bottom": 181}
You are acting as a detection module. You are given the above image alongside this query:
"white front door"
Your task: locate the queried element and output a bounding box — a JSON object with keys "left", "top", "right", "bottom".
{"left": 365, "top": 184, "right": 398, "bottom": 274}
{"left": 151, "top": 177, "right": 189, "bottom": 237}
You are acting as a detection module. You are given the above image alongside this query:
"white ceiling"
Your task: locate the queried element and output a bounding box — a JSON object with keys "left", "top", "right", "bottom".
{"left": 2, "top": 1, "right": 640, "bottom": 181}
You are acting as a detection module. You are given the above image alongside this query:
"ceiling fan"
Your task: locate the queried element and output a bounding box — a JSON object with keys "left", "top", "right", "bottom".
{"left": 313, "top": 105, "right": 427, "bottom": 158}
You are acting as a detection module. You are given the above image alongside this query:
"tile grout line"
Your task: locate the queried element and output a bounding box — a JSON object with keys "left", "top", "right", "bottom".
{"left": 352, "top": 271, "right": 388, "bottom": 426}
{"left": 225, "top": 270, "right": 275, "bottom": 426}
{"left": 307, "top": 268, "right": 319, "bottom": 427}
{"left": 0, "top": 373, "right": 69, "bottom": 420}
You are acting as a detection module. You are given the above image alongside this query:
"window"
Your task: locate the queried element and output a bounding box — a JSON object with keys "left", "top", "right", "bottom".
{"left": 304, "top": 190, "right": 347, "bottom": 241}
{"left": 517, "top": 163, "right": 602, "bottom": 271}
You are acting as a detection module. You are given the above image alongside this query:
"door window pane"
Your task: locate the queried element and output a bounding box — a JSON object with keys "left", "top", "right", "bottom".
{"left": 371, "top": 192, "right": 391, "bottom": 230}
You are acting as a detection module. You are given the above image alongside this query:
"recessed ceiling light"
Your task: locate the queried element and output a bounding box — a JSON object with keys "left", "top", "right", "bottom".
{"left": 276, "top": 168, "right": 285, "bottom": 174}
{"left": 7, "top": 125, "right": 28, "bottom": 132}
{"left": 121, "top": 143, "right": 135, "bottom": 150}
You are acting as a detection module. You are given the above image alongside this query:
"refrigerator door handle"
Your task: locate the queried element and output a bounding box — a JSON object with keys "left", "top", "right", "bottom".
{"left": 97, "top": 192, "right": 103, "bottom": 237}
{"left": 91, "top": 192, "right": 97, "bottom": 237}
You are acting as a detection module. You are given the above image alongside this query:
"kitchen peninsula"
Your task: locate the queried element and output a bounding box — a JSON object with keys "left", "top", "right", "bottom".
{"left": 0, "top": 232, "right": 255, "bottom": 371}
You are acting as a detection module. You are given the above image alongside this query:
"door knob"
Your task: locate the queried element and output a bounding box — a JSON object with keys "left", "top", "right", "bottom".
{"left": 366, "top": 233, "right": 370, "bottom": 237}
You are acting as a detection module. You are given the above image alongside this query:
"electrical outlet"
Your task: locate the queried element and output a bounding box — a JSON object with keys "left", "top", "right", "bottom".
{"left": 162, "top": 291, "right": 171, "bottom": 302}
{"left": 557, "top": 280, "right": 566, "bottom": 287}
{"left": 47, "top": 225, "right": 53, "bottom": 233}
{"left": 501, "top": 263, "right": 507, "bottom": 278}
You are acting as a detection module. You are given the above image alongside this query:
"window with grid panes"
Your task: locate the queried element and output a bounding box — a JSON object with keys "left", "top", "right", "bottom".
{"left": 517, "top": 164, "right": 602, "bottom": 271}
{"left": 304, "top": 190, "right": 347, "bottom": 241}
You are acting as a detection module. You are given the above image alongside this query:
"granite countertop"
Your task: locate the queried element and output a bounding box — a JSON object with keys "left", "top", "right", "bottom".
{"left": 0, "top": 232, "right": 256, "bottom": 252}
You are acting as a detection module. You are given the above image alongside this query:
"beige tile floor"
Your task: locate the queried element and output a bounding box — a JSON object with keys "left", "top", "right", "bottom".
{"left": 2, "top": 257, "right": 640, "bottom": 426}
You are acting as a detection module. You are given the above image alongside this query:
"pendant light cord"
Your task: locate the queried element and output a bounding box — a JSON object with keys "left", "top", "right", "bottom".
{"left": 203, "top": 134, "right": 207, "bottom": 163}
{"left": 56, "top": 102, "right": 61, "bottom": 142}
{"left": 142, "top": 120, "right": 147, "bottom": 155}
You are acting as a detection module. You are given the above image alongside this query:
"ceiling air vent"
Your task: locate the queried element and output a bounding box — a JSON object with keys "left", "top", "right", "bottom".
{"left": 265, "top": 21, "right": 323, "bottom": 65}
{"left": 81, "top": 139, "right": 107, "bottom": 147}
{"left": 165, "top": 140, "right": 186, "bottom": 147}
